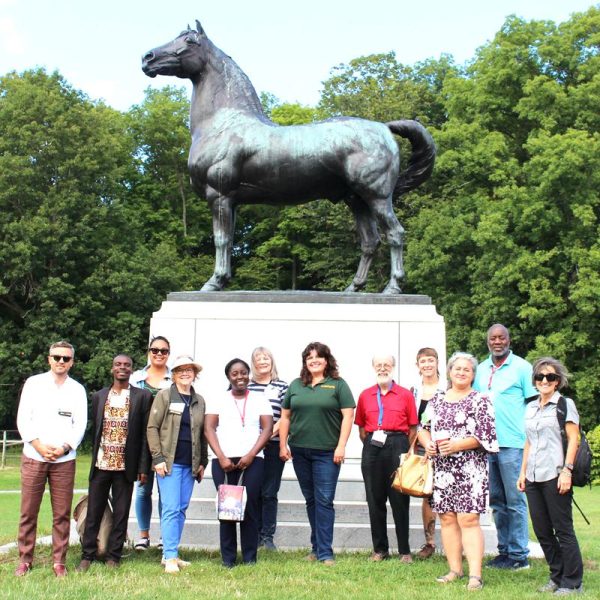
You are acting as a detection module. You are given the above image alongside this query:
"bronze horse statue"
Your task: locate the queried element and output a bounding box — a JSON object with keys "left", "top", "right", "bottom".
{"left": 142, "top": 21, "right": 436, "bottom": 293}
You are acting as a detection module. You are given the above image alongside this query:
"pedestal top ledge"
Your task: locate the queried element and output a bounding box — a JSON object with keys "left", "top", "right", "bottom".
{"left": 166, "top": 290, "right": 431, "bottom": 305}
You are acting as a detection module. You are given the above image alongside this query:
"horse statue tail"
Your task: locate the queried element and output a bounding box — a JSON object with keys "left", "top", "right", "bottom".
{"left": 387, "top": 120, "right": 436, "bottom": 200}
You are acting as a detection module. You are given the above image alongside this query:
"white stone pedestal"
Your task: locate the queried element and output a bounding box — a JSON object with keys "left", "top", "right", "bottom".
{"left": 149, "top": 291, "right": 446, "bottom": 458}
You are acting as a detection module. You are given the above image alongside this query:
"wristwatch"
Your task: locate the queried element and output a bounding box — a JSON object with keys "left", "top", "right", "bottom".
{"left": 564, "top": 463, "right": 574, "bottom": 471}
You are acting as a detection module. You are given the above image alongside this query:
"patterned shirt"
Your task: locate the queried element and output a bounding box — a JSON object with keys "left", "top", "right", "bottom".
{"left": 96, "top": 388, "right": 130, "bottom": 471}
{"left": 248, "top": 379, "right": 288, "bottom": 441}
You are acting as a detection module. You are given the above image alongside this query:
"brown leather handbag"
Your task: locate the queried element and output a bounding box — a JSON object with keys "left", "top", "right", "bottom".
{"left": 391, "top": 438, "right": 433, "bottom": 497}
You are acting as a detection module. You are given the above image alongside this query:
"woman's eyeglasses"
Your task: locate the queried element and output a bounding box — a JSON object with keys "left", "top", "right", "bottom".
{"left": 50, "top": 355, "right": 73, "bottom": 363}
{"left": 534, "top": 372, "right": 559, "bottom": 383}
{"left": 149, "top": 348, "right": 170, "bottom": 355}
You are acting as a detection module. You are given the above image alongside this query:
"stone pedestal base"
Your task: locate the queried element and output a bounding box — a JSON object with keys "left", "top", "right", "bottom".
{"left": 149, "top": 291, "right": 446, "bottom": 458}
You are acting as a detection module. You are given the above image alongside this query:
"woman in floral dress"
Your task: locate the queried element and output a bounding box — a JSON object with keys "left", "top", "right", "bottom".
{"left": 418, "top": 352, "right": 498, "bottom": 591}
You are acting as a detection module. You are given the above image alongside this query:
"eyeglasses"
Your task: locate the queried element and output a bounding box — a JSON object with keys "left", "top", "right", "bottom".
{"left": 174, "top": 368, "right": 195, "bottom": 374}
{"left": 534, "top": 372, "right": 559, "bottom": 383}
{"left": 50, "top": 355, "right": 73, "bottom": 363}
{"left": 149, "top": 348, "right": 170, "bottom": 355}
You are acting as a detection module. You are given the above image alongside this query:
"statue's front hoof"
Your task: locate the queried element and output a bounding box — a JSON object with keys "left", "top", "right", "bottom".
{"left": 382, "top": 282, "right": 402, "bottom": 294}
{"left": 201, "top": 278, "right": 224, "bottom": 292}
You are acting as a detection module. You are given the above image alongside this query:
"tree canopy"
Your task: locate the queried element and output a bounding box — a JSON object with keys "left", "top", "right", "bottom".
{"left": 1, "top": 7, "right": 599, "bottom": 430}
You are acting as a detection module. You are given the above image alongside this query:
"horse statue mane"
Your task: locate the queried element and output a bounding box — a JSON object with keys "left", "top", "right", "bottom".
{"left": 142, "top": 21, "right": 436, "bottom": 293}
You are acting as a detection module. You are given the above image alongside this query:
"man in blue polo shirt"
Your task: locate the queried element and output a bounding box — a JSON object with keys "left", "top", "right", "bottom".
{"left": 474, "top": 324, "right": 537, "bottom": 571}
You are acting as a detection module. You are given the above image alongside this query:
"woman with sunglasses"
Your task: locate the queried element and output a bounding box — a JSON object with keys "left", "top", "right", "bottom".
{"left": 517, "top": 358, "right": 583, "bottom": 595}
{"left": 204, "top": 358, "right": 273, "bottom": 567}
{"left": 130, "top": 336, "right": 172, "bottom": 551}
{"left": 147, "top": 355, "right": 208, "bottom": 573}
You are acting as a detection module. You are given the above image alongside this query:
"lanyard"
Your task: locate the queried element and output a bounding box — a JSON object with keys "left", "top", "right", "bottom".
{"left": 233, "top": 390, "right": 249, "bottom": 427}
{"left": 487, "top": 356, "right": 508, "bottom": 390}
{"left": 376, "top": 386, "right": 385, "bottom": 428}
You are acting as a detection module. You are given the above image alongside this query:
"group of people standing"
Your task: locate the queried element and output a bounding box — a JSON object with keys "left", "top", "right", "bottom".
{"left": 13, "top": 325, "right": 584, "bottom": 594}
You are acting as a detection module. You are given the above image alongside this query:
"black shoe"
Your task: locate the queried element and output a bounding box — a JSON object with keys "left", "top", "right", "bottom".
{"left": 486, "top": 554, "right": 508, "bottom": 568}
{"left": 499, "top": 558, "right": 530, "bottom": 571}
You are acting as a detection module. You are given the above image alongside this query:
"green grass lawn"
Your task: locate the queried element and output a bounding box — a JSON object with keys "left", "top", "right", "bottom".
{"left": 0, "top": 456, "right": 598, "bottom": 599}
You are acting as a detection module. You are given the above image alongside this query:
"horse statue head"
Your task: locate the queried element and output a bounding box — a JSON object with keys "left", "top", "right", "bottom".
{"left": 142, "top": 20, "right": 209, "bottom": 80}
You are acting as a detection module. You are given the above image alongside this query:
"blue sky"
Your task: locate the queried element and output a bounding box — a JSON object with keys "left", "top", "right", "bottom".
{"left": 0, "top": 0, "right": 595, "bottom": 111}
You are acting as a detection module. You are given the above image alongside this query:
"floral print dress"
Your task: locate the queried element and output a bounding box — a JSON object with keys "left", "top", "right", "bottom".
{"left": 423, "top": 390, "right": 498, "bottom": 514}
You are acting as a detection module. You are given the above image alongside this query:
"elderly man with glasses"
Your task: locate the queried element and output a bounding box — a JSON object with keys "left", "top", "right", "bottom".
{"left": 355, "top": 354, "right": 418, "bottom": 564}
{"left": 15, "top": 340, "right": 88, "bottom": 577}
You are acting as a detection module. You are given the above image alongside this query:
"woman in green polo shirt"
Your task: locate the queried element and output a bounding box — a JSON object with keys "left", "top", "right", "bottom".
{"left": 279, "top": 341, "right": 355, "bottom": 565}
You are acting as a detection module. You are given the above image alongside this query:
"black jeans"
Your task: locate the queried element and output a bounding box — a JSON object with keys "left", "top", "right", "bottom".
{"left": 361, "top": 432, "right": 410, "bottom": 554}
{"left": 212, "top": 457, "right": 264, "bottom": 565}
{"left": 259, "top": 441, "right": 285, "bottom": 542}
{"left": 81, "top": 469, "right": 133, "bottom": 562}
{"left": 525, "top": 478, "right": 583, "bottom": 589}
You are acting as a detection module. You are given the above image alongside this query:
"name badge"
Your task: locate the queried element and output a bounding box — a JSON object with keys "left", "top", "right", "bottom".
{"left": 58, "top": 410, "right": 72, "bottom": 417}
{"left": 169, "top": 402, "right": 185, "bottom": 415}
{"left": 110, "top": 394, "right": 127, "bottom": 408}
{"left": 371, "top": 429, "right": 387, "bottom": 447}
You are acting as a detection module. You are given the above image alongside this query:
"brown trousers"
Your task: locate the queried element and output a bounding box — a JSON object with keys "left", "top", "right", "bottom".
{"left": 18, "top": 455, "right": 76, "bottom": 565}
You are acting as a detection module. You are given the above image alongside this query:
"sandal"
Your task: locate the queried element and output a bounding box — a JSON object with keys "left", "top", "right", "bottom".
{"left": 436, "top": 570, "right": 464, "bottom": 583}
{"left": 467, "top": 575, "right": 484, "bottom": 591}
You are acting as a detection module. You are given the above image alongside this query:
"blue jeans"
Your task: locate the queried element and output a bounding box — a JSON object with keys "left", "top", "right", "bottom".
{"left": 135, "top": 470, "right": 162, "bottom": 533}
{"left": 489, "top": 447, "right": 530, "bottom": 561}
{"left": 259, "top": 441, "right": 285, "bottom": 542}
{"left": 156, "top": 463, "right": 195, "bottom": 559}
{"left": 291, "top": 446, "right": 340, "bottom": 561}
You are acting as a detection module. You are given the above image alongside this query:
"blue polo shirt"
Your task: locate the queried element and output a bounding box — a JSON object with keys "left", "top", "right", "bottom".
{"left": 474, "top": 351, "right": 537, "bottom": 448}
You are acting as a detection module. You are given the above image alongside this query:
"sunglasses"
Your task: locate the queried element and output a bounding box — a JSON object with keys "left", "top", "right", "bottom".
{"left": 173, "top": 368, "right": 195, "bottom": 374}
{"left": 149, "top": 348, "right": 170, "bottom": 355}
{"left": 50, "top": 355, "right": 73, "bottom": 363}
{"left": 534, "top": 372, "right": 559, "bottom": 383}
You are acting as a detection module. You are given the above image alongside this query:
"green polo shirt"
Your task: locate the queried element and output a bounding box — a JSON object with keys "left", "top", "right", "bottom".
{"left": 282, "top": 376, "right": 355, "bottom": 450}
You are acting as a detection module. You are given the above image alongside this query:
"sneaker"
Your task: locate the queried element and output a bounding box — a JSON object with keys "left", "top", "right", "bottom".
{"left": 554, "top": 586, "right": 583, "bottom": 596}
{"left": 263, "top": 539, "right": 277, "bottom": 551}
{"left": 134, "top": 537, "right": 150, "bottom": 551}
{"left": 157, "top": 538, "right": 163, "bottom": 550}
{"left": 486, "top": 554, "right": 508, "bottom": 568}
{"left": 164, "top": 558, "right": 179, "bottom": 574}
{"left": 538, "top": 580, "right": 559, "bottom": 593}
{"left": 416, "top": 543, "right": 435, "bottom": 559}
{"left": 500, "top": 558, "right": 530, "bottom": 571}
{"left": 161, "top": 558, "right": 191, "bottom": 568}
{"left": 399, "top": 554, "right": 413, "bottom": 564}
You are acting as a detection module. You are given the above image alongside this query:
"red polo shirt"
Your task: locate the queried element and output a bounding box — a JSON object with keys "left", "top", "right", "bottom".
{"left": 354, "top": 382, "right": 418, "bottom": 433}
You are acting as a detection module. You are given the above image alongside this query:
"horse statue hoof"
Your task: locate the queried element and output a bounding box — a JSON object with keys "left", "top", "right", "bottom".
{"left": 200, "top": 278, "right": 225, "bottom": 292}
{"left": 382, "top": 282, "right": 402, "bottom": 295}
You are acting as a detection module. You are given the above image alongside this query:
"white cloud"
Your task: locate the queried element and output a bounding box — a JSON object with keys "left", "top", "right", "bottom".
{"left": 0, "top": 17, "right": 26, "bottom": 55}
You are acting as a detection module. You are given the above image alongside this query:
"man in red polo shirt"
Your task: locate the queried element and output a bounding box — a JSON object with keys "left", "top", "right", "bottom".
{"left": 355, "top": 354, "right": 418, "bottom": 563}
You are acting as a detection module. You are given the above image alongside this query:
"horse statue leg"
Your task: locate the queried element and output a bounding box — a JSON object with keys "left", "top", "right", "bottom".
{"left": 201, "top": 195, "right": 235, "bottom": 291}
{"left": 345, "top": 200, "right": 380, "bottom": 292}
{"left": 370, "top": 196, "right": 404, "bottom": 294}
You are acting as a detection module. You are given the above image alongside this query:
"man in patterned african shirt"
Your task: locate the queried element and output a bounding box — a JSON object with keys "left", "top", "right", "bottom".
{"left": 77, "top": 355, "right": 152, "bottom": 571}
